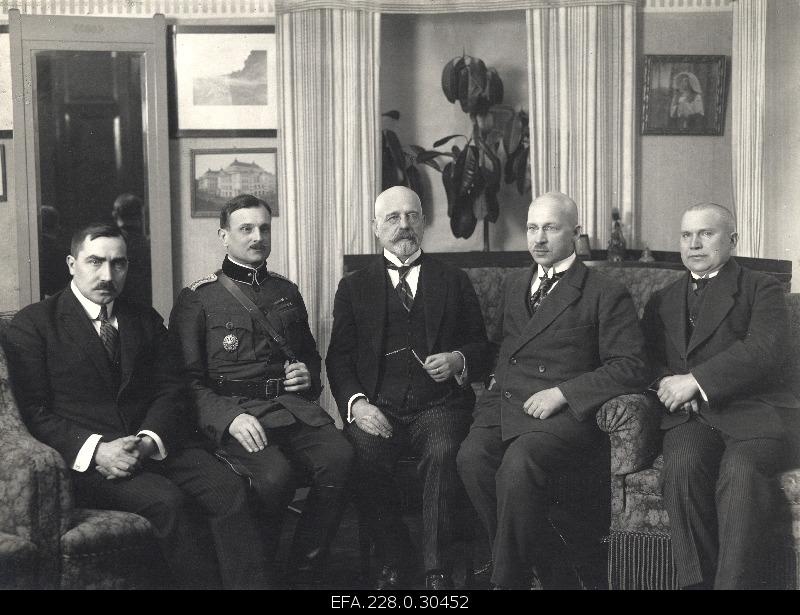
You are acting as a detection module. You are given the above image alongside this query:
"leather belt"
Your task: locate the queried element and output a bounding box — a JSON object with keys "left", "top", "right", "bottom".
{"left": 213, "top": 378, "right": 286, "bottom": 400}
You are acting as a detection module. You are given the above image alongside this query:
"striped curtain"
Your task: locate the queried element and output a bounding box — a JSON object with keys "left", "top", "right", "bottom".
{"left": 277, "top": 7, "right": 380, "bottom": 420}
{"left": 731, "top": 0, "right": 766, "bottom": 257}
{"left": 526, "top": 3, "right": 636, "bottom": 248}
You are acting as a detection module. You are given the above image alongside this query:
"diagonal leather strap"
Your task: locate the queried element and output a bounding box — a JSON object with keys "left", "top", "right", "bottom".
{"left": 217, "top": 273, "right": 297, "bottom": 361}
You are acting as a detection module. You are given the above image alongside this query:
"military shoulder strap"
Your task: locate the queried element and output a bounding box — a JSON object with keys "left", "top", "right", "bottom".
{"left": 217, "top": 273, "right": 297, "bottom": 361}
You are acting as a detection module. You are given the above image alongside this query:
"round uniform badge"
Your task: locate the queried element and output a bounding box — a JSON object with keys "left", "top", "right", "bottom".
{"left": 222, "top": 334, "right": 239, "bottom": 352}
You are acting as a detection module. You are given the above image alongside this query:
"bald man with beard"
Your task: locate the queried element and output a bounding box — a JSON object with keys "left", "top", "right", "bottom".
{"left": 326, "top": 186, "right": 490, "bottom": 590}
{"left": 456, "top": 192, "right": 649, "bottom": 589}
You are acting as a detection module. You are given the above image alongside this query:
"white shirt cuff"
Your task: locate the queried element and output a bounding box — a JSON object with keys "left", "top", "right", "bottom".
{"left": 72, "top": 434, "right": 103, "bottom": 472}
{"left": 694, "top": 379, "right": 709, "bottom": 403}
{"left": 137, "top": 430, "right": 167, "bottom": 460}
{"left": 452, "top": 350, "right": 468, "bottom": 386}
{"left": 347, "top": 394, "right": 368, "bottom": 423}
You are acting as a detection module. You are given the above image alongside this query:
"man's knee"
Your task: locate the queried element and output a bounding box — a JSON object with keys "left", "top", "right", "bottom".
{"left": 456, "top": 431, "right": 486, "bottom": 477}
{"left": 314, "top": 435, "right": 355, "bottom": 486}
{"left": 496, "top": 446, "right": 549, "bottom": 492}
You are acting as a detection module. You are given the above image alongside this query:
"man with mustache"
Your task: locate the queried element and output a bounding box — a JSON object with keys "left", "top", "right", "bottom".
{"left": 456, "top": 192, "right": 649, "bottom": 589}
{"left": 642, "top": 203, "right": 798, "bottom": 589}
{"left": 168, "top": 194, "right": 353, "bottom": 588}
{"left": 326, "top": 186, "right": 490, "bottom": 589}
{"left": 4, "top": 223, "right": 270, "bottom": 588}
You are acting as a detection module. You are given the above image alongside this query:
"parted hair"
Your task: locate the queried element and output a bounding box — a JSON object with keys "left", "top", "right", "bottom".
{"left": 70, "top": 223, "right": 126, "bottom": 257}
{"left": 219, "top": 194, "right": 272, "bottom": 229}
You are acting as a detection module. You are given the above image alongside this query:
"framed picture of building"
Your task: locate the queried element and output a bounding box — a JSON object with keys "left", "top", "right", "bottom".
{"left": 190, "top": 148, "right": 278, "bottom": 218}
{"left": 641, "top": 55, "right": 728, "bottom": 136}
{"left": 171, "top": 25, "right": 277, "bottom": 137}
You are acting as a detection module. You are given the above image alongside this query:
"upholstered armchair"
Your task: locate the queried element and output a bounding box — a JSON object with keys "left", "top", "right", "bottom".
{"left": 603, "top": 294, "right": 800, "bottom": 590}
{"left": 0, "top": 318, "right": 164, "bottom": 589}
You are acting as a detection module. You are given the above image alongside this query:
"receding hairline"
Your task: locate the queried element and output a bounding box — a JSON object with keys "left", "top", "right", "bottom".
{"left": 374, "top": 186, "right": 422, "bottom": 217}
{"left": 528, "top": 191, "right": 579, "bottom": 226}
{"left": 683, "top": 202, "right": 736, "bottom": 233}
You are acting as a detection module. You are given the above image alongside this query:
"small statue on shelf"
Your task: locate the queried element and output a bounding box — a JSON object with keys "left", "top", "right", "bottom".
{"left": 639, "top": 246, "right": 656, "bottom": 263}
{"left": 607, "top": 208, "right": 627, "bottom": 263}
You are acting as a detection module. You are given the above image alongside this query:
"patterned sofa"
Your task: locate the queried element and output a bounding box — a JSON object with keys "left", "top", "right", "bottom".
{"left": 463, "top": 255, "right": 799, "bottom": 591}
{"left": 0, "top": 316, "right": 165, "bottom": 590}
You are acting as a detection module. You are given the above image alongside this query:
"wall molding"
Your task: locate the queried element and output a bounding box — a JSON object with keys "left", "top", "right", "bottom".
{"left": 0, "top": 1, "right": 276, "bottom": 19}
{"left": 0, "top": 0, "right": 732, "bottom": 20}
{"left": 641, "top": 0, "right": 732, "bottom": 12}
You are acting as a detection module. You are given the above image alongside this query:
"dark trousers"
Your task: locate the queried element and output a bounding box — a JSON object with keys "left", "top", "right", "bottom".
{"left": 346, "top": 404, "right": 472, "bottom": 572}
{"left": 456, "top": 424, "right": 603, "bottom": 588}
{"left": 661, "top": 418, "right": 785, "bottom": 589}
{"left": 216, "top": 422, "right": 353, "bottom": 506}
{"left": 73, "top": 446, "right": 269, "bottom": 589}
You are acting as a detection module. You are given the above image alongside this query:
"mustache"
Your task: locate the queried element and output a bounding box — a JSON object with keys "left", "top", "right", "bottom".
{"left": 94, "top": 282, "right": 117, "bottom": 292}
{"left": 249, "top": 243, "right": 266, "bottom": 249}
{"left": 392, "top": 230, "right": 419, "bottom": 242}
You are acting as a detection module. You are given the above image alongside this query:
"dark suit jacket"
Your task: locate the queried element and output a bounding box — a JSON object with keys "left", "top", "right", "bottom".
{"left": 642, "top": 257, "right": 800, "bottom": 439}
{"left": 3, "top": 289, "right": 192, "bottom": 465}
{"left": 472, "top": 260, "right": 650, "bottom": 444}
{"left": 326, "top": 255, "right": 490, "bottom": 422}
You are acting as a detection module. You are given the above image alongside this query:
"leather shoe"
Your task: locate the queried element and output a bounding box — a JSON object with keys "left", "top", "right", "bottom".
{"left": 425, "top": 570, "right": 453, "bottom": 590}
{"left": 375, "top": 565, "right": 402, "bottom": 590}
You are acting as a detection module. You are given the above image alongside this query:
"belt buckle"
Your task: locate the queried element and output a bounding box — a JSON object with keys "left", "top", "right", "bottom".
{"left": 265, "top": 378, "right": 283, "bottom": 399}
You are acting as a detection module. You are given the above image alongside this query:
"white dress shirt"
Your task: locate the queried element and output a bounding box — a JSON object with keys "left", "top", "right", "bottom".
{"left": 69, "top": 281, "right": 166, "bottom": 471}
{"left": 688, "top": 268, "right": 721, "bottom": 402}
{"left": 529, "top": 252, "right": 577, "bottom": 297}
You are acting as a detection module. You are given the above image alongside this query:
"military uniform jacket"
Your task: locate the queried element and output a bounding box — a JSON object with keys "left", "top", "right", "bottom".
{"left": 169, "top": 257, "right": 332, "bottom": 445}
{"left": 642, "top": 257, "right": 800, "bottom": 439}
{"left": 471, "top": 259, "right": 650, "bottom": 443}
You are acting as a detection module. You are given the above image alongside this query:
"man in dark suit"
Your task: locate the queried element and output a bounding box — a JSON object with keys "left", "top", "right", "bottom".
{"left": 643, "top": 202, "right": 799, "bottom": 589}
{"left": 456, "top": 192, "right": 649, "bottom": 589}
{"left": 4, "top": 223, "right": 269, "bottom": 589}
{"left": 326, "top": 186, "right": 490, "bottom": 590}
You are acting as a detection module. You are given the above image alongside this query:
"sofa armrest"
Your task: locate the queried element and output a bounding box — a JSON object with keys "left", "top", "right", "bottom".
{"left": 596, "top": 393, "right": 663, "bottom": 476}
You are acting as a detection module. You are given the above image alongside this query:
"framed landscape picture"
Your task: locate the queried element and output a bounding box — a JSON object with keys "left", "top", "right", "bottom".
{"left": 172, "top": 26, "right": 277, "bottom": 137}
{"left": 641, "top": 55, "right": 728, "bottom": 136}
{"left": 190, "top": 148, "right": 278, "bottom": 218}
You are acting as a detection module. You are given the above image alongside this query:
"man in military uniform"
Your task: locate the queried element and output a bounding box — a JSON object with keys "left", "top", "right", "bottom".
{"left": 168, "top": 194, "right": 353, "bottom": 588}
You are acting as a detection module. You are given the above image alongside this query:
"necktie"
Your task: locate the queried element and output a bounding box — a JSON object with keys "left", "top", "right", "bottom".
{"left": 97, "top": 304, "right": 119, "bottom": 363}
{"left": 385, "top": 258, "right": 420, "bottom": 312}
{"left": 693, "top": 277, "right": 710, "bottom": 293}
{"left": 529, "top": 271, "right": 566, "bottom": 315}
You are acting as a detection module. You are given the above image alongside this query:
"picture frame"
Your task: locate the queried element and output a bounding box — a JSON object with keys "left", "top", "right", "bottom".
{"left": 190, "top": 148, "right": 278, "bottom": 218}
{"left": 0, "top": 144, "right": 7, "bottom": 202}
{"left": 0, "top": 27, "right": 12, "bottom": 137}
{"left": 641, "top": 55, "right": 728, "bottom": 136}
{"left": 170, "top": 25, "right": 277, "bottom": 138}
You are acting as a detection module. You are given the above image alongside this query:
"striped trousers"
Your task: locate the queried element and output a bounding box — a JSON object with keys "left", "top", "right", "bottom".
{"left": 661, "top": 418, "right": 785, "bottom": 589}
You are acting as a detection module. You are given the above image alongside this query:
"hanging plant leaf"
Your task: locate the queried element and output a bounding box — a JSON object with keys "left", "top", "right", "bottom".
{"left": 502, "top": 112, "right": 523, "bottom": 157}
{"left": 459, "top": 145, "right": 480, "bottom": 198}
{"left": 441, "top": 56, "right": 466, "bottom": 104}
{"left": 384, "top": 129, "right": 407, "bottom": 174}
{"left": 433, "top": 134, "right": 466, "bottom": 148}
{"left": 382, "top": 110, "right": 401, "bottom": 120}
{"left": 382, "top": 132, "right": 404, "bottom": 188}
{"left": 515, "top": 147, "right": 530, "bottom": 195}
{"left": 451, "top": 197, "right": 478, "bottom": 239}
{"left": 442, "top": 162, "right": 458, "bottom": 218}
{"left": 406, "top": 165, "right": 424, "bottom": 202}
{"left": 484, "top": 68, "right": 504, "bottom": 106}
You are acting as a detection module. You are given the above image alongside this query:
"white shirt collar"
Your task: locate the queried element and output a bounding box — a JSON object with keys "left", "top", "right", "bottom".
{"left": 383, "top": 248, "right": 422, "bottom": 268}
{"left": 70, "top": 280, "right": 114, "bottom": 320}
{"left": 537, "top": 252, "right": 576, "bottom": 279}
{"left": 690, "top": 268, "right": 721, "bottom": 281}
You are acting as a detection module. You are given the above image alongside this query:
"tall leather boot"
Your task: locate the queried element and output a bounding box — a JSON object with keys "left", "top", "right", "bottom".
{"left": 287, "top": 485, "right": 349, "bottom": 589}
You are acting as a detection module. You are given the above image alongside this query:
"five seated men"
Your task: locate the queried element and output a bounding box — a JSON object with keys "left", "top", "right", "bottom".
{"left": 2, "top": 189, "right": 794, "bottom": 590}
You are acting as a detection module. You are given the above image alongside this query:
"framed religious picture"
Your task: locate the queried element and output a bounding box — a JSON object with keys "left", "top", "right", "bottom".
{"left": 171, "top": 25, "right": 277, "bottom": 137}
{"left": 641, "top": 55, "right": 728, "bottom": 136}
{"left": 190, "top": 148, "right": 278, "bottom": 218}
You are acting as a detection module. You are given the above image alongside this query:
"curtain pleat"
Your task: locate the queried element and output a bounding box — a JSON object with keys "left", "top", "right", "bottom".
{"left": 526, "top": 3, "right": 635, "bottom": 248}
{"left": 277, "top": 8, "right": 380, "bottom": 419}
{"left": 731, "top": 0, "right": 766, "bottom": 257}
